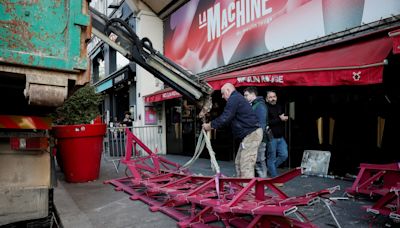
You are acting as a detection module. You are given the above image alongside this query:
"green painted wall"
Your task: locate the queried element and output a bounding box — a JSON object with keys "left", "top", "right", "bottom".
{"left": 0, "top": 0, "right": 89, "bottom": 71}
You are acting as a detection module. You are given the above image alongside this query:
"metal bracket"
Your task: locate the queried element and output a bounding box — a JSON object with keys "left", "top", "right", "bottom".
{"left": 24, "top": 74, "right": 68, "bottom": 107}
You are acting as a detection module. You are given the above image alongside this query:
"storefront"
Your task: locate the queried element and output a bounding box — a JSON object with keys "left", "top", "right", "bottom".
{"left": 93, "top": 63, "right": 136, "bottom": 124}
{"left": 144, "top": 0, "right": 400, "bottom": 175}
{"left": 144, "top": 92, "right": 237, "bottom": 161}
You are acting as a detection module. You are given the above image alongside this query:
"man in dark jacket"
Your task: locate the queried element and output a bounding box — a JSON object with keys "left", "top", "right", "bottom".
{"left": 266, "top": 91, "right": 288, "bottom": 180}
{"left": 202, "top": 83, "right": 262, "bottom": 178}
{"left": 244, "top": 87, "right": 268, "bottom": 178}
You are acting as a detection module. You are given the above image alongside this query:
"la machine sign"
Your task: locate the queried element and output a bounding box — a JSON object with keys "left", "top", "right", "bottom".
{"left": 199, "top": 0, "right": 274, "bottom": 42}
{"left": 164, "top": 0, "right": 400, "bottom": 74}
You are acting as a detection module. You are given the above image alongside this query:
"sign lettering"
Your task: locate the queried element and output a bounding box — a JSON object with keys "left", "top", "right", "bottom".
{"left": 199, "top": 0, "right": 272, "bottom": 42}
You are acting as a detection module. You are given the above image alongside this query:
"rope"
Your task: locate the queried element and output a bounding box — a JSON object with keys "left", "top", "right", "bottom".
{"left": 180, "top": 129, "right": 220, "bottom": 174}
{"left": 180, "top": 130, "right": 205, "bottom": 170}
{"left": 320, "top": 197, "right": 342, "bottom": 228}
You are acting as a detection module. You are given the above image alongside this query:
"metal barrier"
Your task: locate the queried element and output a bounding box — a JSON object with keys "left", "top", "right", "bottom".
{"left": 103, "top": 125, "right": 162, "bottom": 172}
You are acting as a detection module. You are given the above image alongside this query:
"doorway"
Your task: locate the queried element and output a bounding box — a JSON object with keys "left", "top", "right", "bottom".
{"left": 165, "top": 99, "right": 183, "bottom": 155}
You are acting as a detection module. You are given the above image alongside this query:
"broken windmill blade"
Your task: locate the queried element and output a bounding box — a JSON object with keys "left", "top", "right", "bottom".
{"left": 346, "top": 162, "right": 400, "bottom": 223}
{"left": 105, "top": 129, "right": 340, "bottom": 227}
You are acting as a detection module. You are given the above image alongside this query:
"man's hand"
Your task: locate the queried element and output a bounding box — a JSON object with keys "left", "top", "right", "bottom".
{"left": 279, "top": 114, "right": 289, "bottom": 121}
{"left": 202, "top": 123, "right": 212, "bottom": 131}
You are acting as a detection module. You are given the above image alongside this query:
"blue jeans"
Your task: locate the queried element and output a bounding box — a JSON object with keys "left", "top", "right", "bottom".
{"left": 267, "top": 137, "right": 288, "bottom": 178}
{"left": 255, "top": 142, "right": 267, "bottom": 178}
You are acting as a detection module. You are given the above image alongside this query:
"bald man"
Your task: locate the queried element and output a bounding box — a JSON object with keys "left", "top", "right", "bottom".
{"left": 202, "top": 83, "right": 262, "bottom": 178}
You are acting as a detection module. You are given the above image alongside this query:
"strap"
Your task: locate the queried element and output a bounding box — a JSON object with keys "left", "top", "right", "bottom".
{"left": 180, "top": 129, "right": 220, "bottom": 174}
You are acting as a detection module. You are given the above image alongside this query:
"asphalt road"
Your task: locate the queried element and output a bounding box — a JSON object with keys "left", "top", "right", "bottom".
{"left": 54, "top": 154, "right": 394, "bottom": 228}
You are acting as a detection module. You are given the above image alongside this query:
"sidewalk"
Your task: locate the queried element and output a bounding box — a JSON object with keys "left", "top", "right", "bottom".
{"left": 54, "top": 155, "right": 389, "bottom": 228}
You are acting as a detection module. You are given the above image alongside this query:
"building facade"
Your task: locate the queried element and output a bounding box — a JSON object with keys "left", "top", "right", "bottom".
{"left": 88, "top": 0, "right": 167, "bottom": 153}
{"left": 144, "top": 0, "right": 400, "bottom": 175}
{"left": 89, "top": 0, "right": 400, "bottom": 175}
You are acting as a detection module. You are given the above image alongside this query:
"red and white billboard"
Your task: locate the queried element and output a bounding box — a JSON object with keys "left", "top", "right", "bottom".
{"left": 164, "top": 0, "right": 400, "bottom": 74}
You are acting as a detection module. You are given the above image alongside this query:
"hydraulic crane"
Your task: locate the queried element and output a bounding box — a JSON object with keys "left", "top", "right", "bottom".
{"left": 89, "top": 7, "right": 214, "bottom": 118}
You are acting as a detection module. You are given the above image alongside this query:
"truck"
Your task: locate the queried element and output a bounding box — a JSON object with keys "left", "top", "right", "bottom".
{"left": 1, "top": 1, "right": 213, "bottom": 226}
{"left": 0, "top": 1, "right": 91, "bottom": 226}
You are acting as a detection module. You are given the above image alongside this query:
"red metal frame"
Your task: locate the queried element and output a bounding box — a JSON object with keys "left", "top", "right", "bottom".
{"left": 105, "top": 129, "right": 340, "bottom": 227}
{"left": 366, "top": 185, "right": 399, "bottom": 220}
{"left": 347, "top": 163, "right": 400, "bottom": 197}
{"left": 346, "top": 163, "right": 400, "bottom": 222}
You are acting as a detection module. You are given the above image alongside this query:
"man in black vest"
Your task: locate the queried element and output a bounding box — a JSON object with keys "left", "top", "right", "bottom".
{"left": 266, "top": 91, "right": 288, "bottom": 182}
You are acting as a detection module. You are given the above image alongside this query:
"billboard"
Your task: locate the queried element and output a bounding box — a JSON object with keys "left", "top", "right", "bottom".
{"left": 164, "top": 0, "right": 400, "bottom": 74}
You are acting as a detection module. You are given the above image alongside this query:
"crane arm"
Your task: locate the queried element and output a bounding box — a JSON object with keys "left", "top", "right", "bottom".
{"left": 89, "top": 7, "right": 213, "bottom": 118}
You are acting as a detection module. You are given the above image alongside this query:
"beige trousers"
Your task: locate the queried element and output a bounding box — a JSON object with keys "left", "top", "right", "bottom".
{"left": 235, "top": 128, "right": 263, "bottom": 178}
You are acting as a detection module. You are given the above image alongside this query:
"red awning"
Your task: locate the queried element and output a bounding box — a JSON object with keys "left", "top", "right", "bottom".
{"left": 144, "top": 36, "right": 393, "bottom": 102}
{"left": 206, "top": 36, "right": 393, "bottom": 89}
{"left": 389, "top": 29, "right": 400, "bottom": 54}
{"left": 144, "top": 87, "right": 181, "bottom": 103}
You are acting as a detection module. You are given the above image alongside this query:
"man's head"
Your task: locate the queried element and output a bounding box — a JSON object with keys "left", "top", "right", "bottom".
{"left": 266, "top": 90, "right": 278, "bottom": 105}
{"left": 243, "top": 87, "right": 258, "bottom": 103}
{"left": 221, "top": 83, "right": 236, "bottom": 101}
{"left": 124, "top": 111, "right": 131, "bottom": 118}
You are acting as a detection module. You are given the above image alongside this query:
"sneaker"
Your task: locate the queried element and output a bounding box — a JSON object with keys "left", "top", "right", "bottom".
{"left": 273, "top": 183, "right": 284, "bottom": 187}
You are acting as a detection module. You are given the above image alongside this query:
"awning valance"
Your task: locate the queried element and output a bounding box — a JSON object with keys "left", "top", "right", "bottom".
{"left": 206, "top": 36, "right": 393, "bottom": 89}
{"left": 144, "top": 88, "right": 181, "bottom": 103}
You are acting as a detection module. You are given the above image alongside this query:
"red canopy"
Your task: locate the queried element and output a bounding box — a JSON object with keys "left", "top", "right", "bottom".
{"left": 389, "top": 29, "right": 400, "bottom": 54}
{"left": 144, "top": 88, "right": 181, "bottom": 103}
{"left": 144, "top": 36, "right": 393, "bottom": 102}
{"left": 206, "top": 36, "right": 393, "bottom": 89}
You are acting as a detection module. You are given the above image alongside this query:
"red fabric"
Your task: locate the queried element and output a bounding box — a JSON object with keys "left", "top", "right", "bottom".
{"left": 144, "top": 36, "right": 392, "bottom": 102}
{"left": 389, "top": 29, "right": 400, "bottom": 54}
{"left": 207, "top": 36, "right": 392, "bottom": 89}
{"left": 144, "top": 88, "right": 181, "bottom": 103}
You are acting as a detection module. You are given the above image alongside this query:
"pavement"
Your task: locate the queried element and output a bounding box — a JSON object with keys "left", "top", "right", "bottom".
{"left": 54, "top": 154, "right": 394, "bottom": 228}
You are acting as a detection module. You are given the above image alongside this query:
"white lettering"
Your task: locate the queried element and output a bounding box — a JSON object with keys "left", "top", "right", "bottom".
{"left": 251, "top": 0, "right": 261, "bottom": 21}
{"left": 114, "top": 74, "right": 125, "bottom": 84}
{"left": 162, "top": 91, "right": 180, "bottom": 98}
{"left": 228, "top": 2, "right": 235, "bottom": 23}
{"left": 261, "top": 75, "right": 270, "bottom": 82}
{"left": 236, "top": 0, "right": 245, "bottom": 27}
{"left": 207, "top": 3, "right": 221, "bottom": 42}
{"left": 200, "top": 0, "right": 274, "bottom": 42}
{"left": 221, "top": 9, "right": 228, "bottom": 30}
{"left": 236, "top": 75, "right": 284, "bottom": 84}
{"left": 253, "top": 76, "right": 260, "bottom": 83}
{"left": 246, "top": 0, "right": 251, "bottom": 23}
{"left": 198, "top": 11, "right": 207, "bottom": 29}
{"left": 237, "top": 77, "right": 246, "bottom": 83}
{"left": 262, "top": 0, "right": 272, "bottom": 16}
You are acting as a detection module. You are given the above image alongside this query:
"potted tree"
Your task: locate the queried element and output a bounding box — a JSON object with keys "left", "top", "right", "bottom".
{"left": 52, "top": 85, "right": 106, "bottom": 183}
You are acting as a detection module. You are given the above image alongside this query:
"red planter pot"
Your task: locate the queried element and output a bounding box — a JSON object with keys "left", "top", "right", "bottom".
{"left": 53, "top": 124, "right": 106, "bottom": 183}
